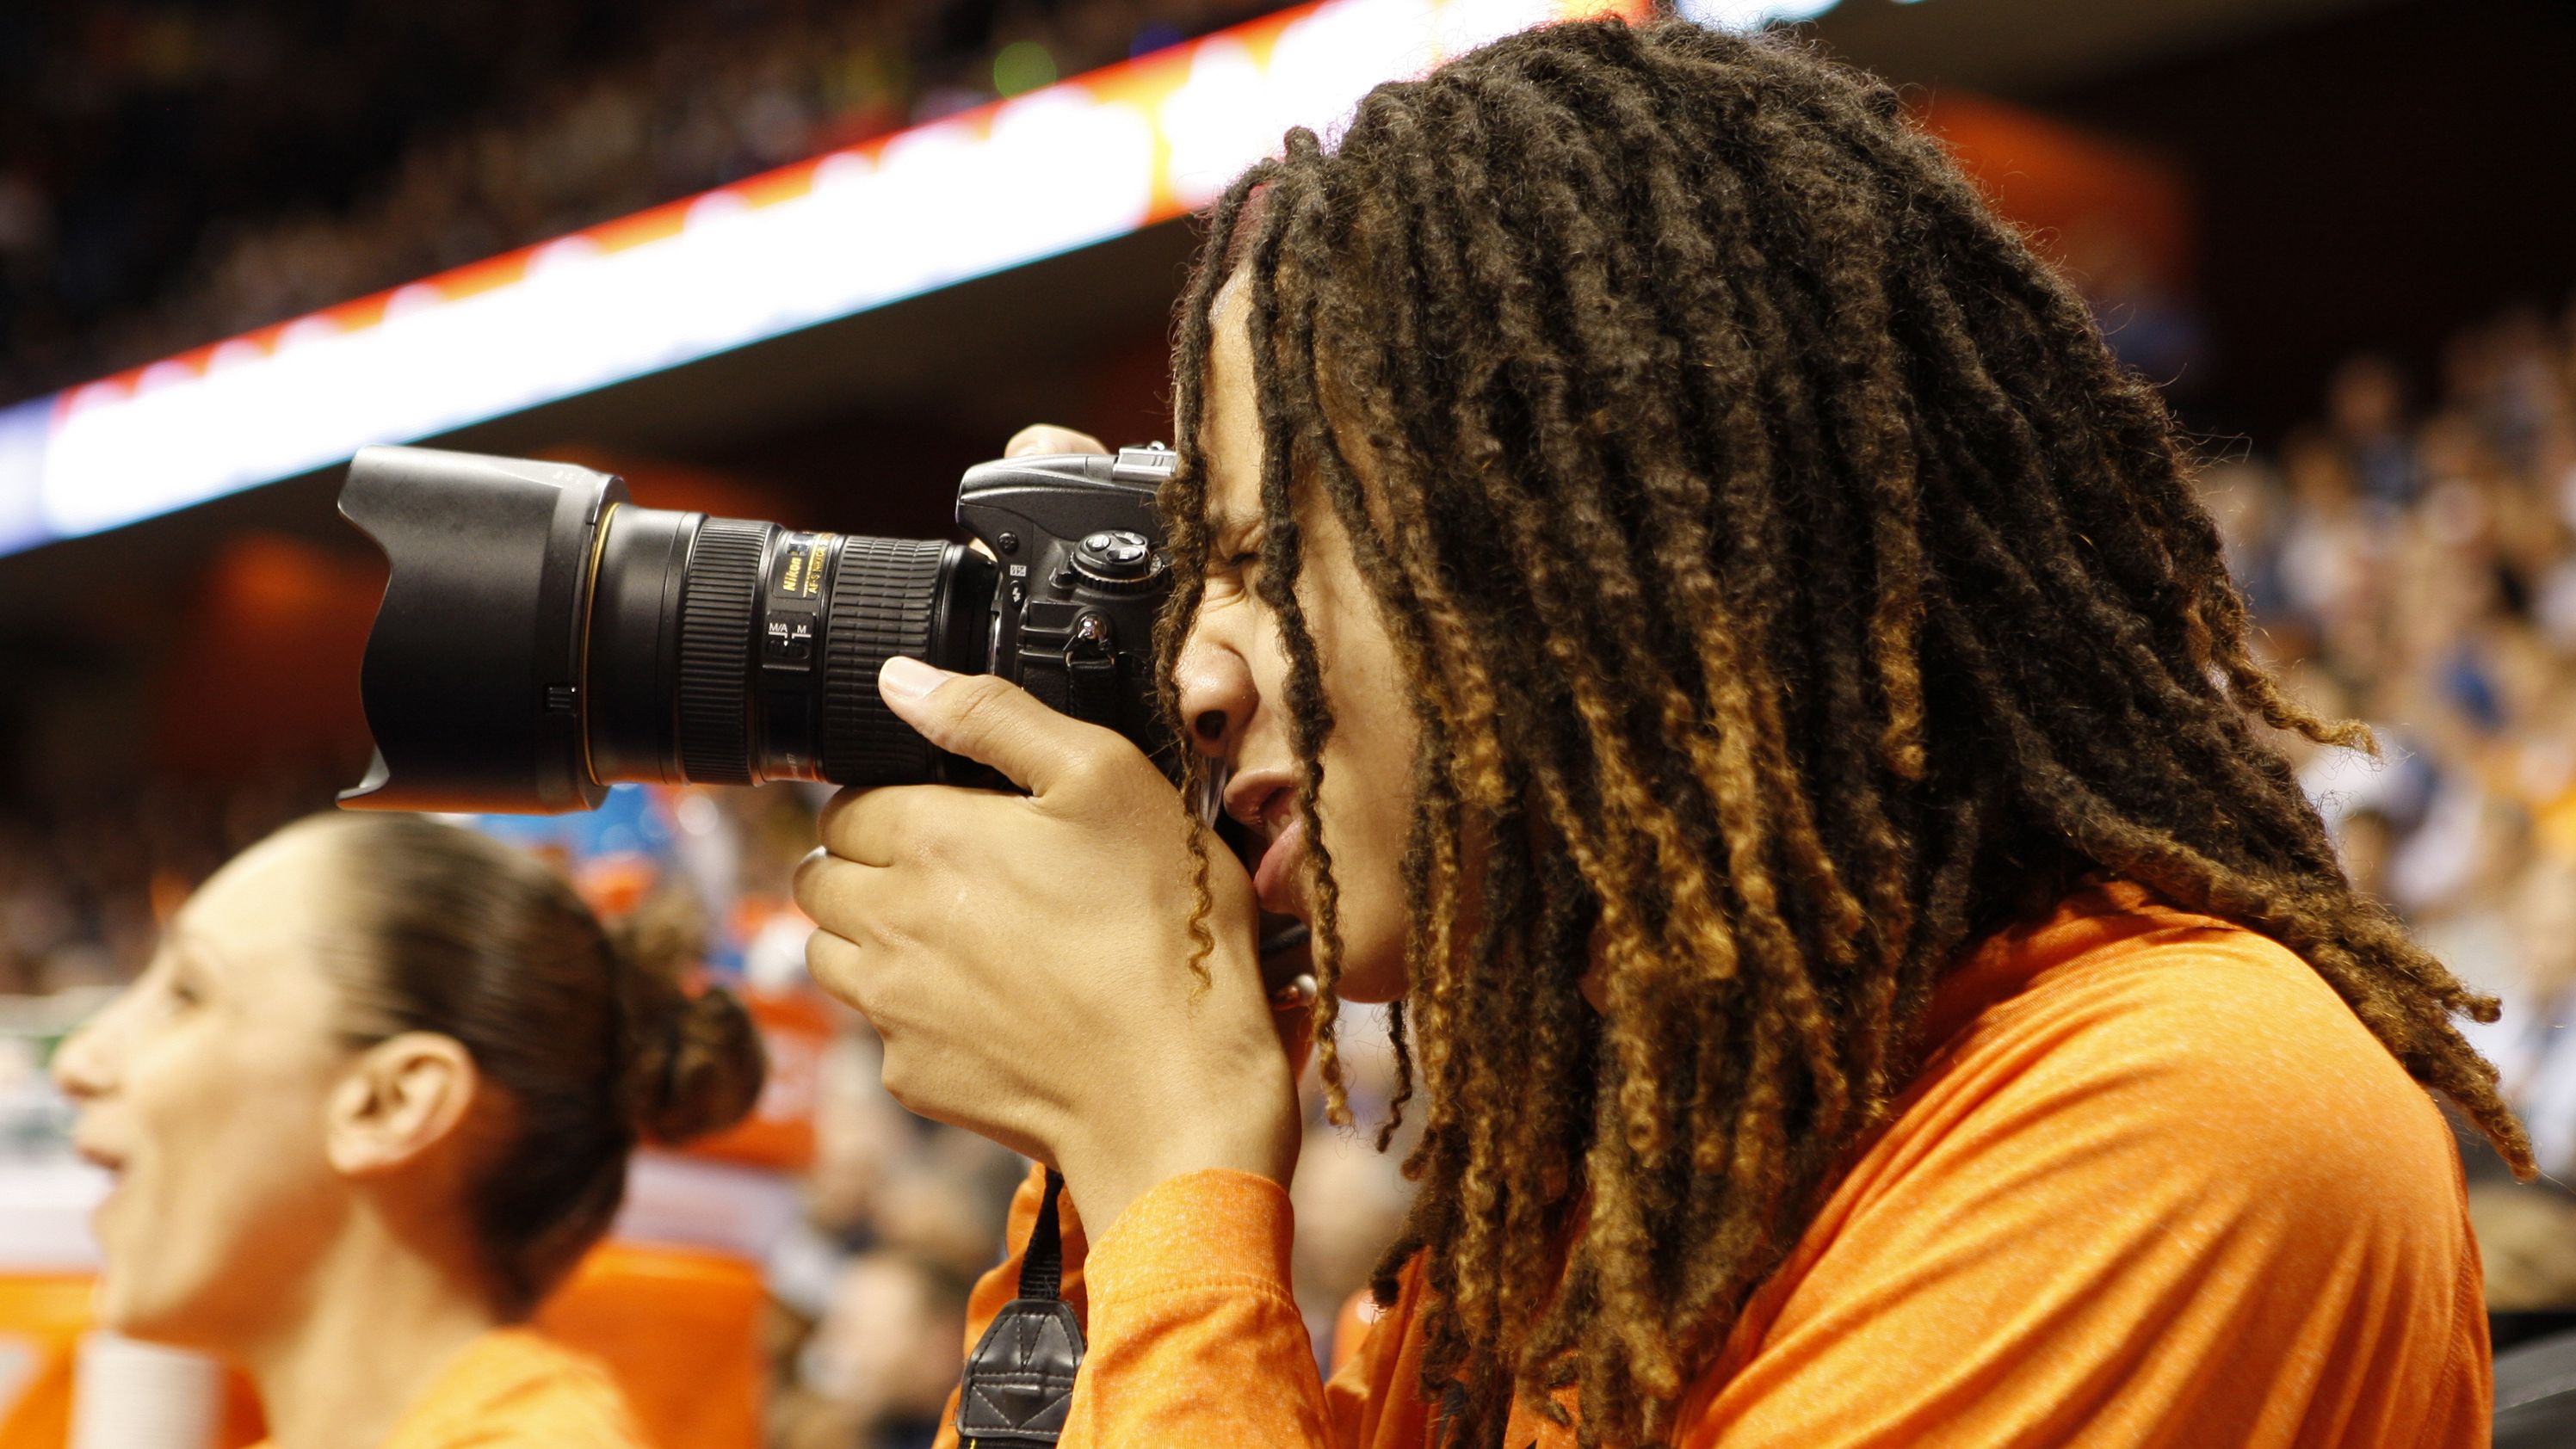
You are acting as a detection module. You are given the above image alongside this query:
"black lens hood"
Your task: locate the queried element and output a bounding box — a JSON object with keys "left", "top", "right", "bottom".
{"left": 337, "top": 446, "right": 621, "bottom": 814}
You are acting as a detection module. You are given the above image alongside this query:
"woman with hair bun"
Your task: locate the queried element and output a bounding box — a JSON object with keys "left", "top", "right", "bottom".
{"left": 51, "top": 811, "right": 767, "bottom": 1449}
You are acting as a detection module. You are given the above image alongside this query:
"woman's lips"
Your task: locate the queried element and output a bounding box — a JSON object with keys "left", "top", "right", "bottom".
{"left": 1253, "top": 817, "right": 1309, "bottom": 917}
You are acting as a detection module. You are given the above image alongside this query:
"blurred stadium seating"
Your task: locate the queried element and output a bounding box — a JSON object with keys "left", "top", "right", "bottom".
{"left": 0, "top": 0, "right": 1276, "bottom": 410}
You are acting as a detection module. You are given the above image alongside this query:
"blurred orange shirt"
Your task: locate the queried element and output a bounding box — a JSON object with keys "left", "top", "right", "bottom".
{"left": 250, "top": 1328, "right": 644, "bottom": 1449}
{"left": 937, "top": 879, "right": 2490, "bottom": 1447}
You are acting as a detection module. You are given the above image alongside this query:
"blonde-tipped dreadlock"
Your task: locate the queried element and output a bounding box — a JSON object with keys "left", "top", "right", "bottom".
{"left": 1151, "top": 15, "right": 2529, "bottom": 1448}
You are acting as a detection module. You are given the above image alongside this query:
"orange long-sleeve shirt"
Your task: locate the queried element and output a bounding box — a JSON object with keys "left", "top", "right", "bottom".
{"left": 937, "top": 880, "right": 2490, "bottom": 1447}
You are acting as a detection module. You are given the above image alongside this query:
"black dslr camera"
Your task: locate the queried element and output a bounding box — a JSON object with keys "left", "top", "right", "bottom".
{"left": 336, "top": 444, "right": 1178, "bottom": 813}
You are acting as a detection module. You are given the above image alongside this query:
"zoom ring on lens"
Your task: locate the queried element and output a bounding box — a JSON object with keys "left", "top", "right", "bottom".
{"left": 821, "top": 538, "right": 949, "bottom": 786}
{"left": 676, "top": 518, "right": 770, "bottom": 786}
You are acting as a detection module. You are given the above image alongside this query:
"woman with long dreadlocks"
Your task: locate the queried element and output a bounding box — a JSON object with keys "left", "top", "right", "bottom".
{"left": 793, "top": 13, "right": 2513, "bottom": 1447}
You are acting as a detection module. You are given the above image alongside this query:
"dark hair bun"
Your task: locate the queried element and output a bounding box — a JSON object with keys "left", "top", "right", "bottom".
{"left": 633, "top": 984, "right": 767, "bottom": 1144}
{"left": 609, "top": 888, "right": 768, "bottom": 1144}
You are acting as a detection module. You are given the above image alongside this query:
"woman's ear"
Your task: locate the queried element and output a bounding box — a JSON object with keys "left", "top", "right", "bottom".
{"left": 324, "top": 1033, "right": 480, "bottom": 1176}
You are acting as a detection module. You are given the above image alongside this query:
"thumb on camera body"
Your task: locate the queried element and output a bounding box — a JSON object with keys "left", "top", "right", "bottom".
{"left": 878, "top": 656, "right": 1125, "bottom": 798}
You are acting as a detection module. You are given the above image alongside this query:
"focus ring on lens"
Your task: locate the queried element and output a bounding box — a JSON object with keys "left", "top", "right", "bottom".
{"left": 676, "top": 518, "right": 770, "bottom": 786}
{"left": 821, "top": 538, "right": 949, "bottom": 786}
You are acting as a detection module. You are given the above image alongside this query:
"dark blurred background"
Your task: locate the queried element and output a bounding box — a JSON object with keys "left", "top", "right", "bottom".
{"left": 3, "top": 0, "right": 2576, "bottom": 1443}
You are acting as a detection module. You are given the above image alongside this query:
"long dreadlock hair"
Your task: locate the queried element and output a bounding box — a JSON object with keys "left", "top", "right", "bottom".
{"left": 1150, "top": 15, "right": 2530, "bottom": 1448}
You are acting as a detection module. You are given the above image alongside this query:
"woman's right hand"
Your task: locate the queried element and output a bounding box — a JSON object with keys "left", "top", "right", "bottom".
{"left": 797, "top": 419, "right": 1302, "bottom": 1235}
{"left": 1003, "top": 422, "right": 1323, "bottom": 1061}
{"left": 1004, "top": 423, "right": 1109, "bottom": 458}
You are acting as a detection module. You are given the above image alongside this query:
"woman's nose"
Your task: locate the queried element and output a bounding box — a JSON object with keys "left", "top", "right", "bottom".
{"left": 1173, "top": 628, "right": 1255, "bottom": 761}
{"left": 50, "top": 1018, "right": 114, "bottom": 1102}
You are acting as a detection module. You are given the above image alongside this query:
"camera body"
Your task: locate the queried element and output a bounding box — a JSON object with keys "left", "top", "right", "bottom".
{"left": 337, "top": 443, "right": 1178, "bottom": 814}
{"left": 937, "top": 446, "right": 1178, "bottom": 776}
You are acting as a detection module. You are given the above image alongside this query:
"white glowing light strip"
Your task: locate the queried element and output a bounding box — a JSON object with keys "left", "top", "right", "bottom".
{"left": 0, "top": 0, "right": 1640, "bottom": 556}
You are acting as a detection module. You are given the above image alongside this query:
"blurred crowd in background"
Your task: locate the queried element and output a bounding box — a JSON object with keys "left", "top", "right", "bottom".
{"left": 2200, "top": 302, "right": 2576, "bottom": 1182}
{"left": 0, "top": 0, "right": 1274, "bottom": 409}
{"left": 2193, "top": 296, "right": 2576, "bottom": 1311}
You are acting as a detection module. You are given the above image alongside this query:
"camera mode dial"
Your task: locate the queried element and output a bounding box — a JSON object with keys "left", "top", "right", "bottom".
{"left": 1071, "top": 529, "right": 1164, "bottom": 593}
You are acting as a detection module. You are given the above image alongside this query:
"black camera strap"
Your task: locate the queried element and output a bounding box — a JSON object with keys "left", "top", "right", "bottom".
{"left": 951, "top": 921, "right": 1311, "bottom": 1448}
{"left": 956, "top": 1168, "right": 1084, "bottom": 1447}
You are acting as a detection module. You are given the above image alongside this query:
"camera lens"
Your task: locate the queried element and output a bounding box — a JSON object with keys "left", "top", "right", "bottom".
{"left": 820, "top": 536, "right": 992, "bottom": 785}
{"left": 339, "top": 445, "right": 1173, "bottom": 813}
{"left": 339, "top": 447, "right": 997, "bottom": 812}
{"left": 589, "top": 512, "right": 999, "bottom": 791}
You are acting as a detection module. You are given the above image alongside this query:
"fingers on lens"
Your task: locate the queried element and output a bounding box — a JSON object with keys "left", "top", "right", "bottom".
{"left": 803, "top": 928, "right": 866, "bottom": 999}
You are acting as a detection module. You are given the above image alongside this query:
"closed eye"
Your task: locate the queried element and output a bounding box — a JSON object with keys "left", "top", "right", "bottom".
{"left": 1202, "top": 543, "right": 1263, "bottom": 583}
{"left": 1204, "top": 511, "right": 1265, "bottom": 576}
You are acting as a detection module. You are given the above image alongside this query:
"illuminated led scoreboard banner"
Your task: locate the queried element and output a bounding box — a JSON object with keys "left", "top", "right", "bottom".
{"left": 0, "top": 0, "right": 1731, "bottom": 558}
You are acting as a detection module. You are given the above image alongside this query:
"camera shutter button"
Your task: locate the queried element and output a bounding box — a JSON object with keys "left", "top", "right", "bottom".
{"left": 1071, "top": 530, "right": 1161, "bottom": 592}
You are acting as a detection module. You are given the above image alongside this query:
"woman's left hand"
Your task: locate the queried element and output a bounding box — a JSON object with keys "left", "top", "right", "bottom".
{"left": 793, "top": 656, "right": 1300, "bottom": 1235}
